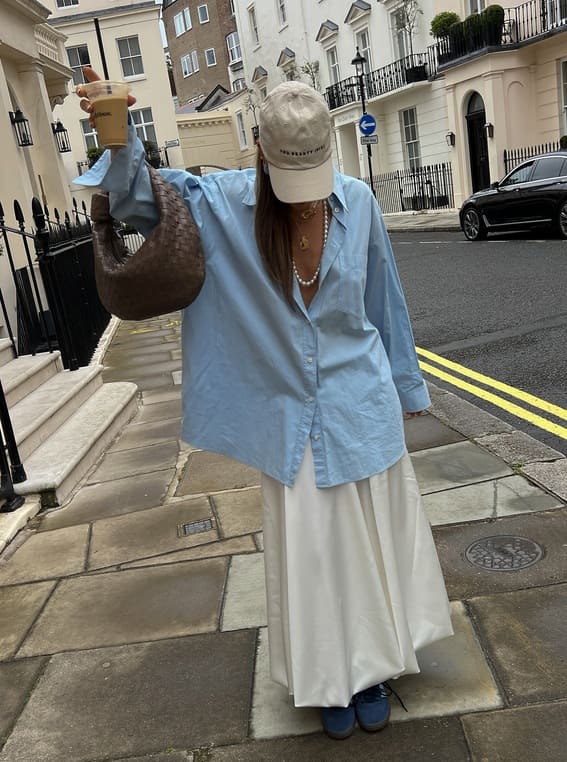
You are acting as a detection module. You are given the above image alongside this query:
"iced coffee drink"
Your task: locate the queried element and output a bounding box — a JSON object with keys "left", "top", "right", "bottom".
{"left": 82, "top": 81, "right": 129, "bottom": 148}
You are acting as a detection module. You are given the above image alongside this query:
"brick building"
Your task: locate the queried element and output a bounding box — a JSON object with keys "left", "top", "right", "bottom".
{"left": 162, "top": 0, "right": 243, "bottom": 107}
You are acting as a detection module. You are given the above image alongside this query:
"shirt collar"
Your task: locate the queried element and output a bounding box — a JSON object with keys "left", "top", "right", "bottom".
{"left": 243, "top": 169, "right": 349, "bottom": 218}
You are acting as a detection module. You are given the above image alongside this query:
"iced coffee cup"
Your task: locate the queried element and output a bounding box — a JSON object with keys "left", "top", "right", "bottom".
{"left": 82, "top": 80, "right": 130, "bottom": 148}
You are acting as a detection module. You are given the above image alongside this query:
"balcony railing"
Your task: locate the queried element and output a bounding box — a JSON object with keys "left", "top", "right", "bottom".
{"left": 431, "top": 0, "right": 567, "bottom": 68}
{"left": 325, "top": 54, "right": 433, "bottom": 111}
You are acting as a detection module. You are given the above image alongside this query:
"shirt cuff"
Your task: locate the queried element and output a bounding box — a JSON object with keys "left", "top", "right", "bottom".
{"left": 72, "top": 123, "right": 145, "bottom": 192}
{"left": 398, "top": 381, "right": 431, "bottom": 413}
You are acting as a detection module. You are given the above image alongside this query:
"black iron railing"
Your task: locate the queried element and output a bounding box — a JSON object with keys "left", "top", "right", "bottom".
{"left": 0, "top": 195, "right": 111, "bottom": 371}
{"left": 363, "top": 162, "right": 455, "bottom": 214}
{"left": 503, "top": 140, "right": 562, "bottom": 173}
{"left": 431, "top": 0, "right": 567, "bottom": 67}
{"left": 325, "top": 53, "right": 433, "bottom": 111}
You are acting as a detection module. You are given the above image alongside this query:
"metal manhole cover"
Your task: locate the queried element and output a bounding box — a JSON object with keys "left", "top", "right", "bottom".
{"left": 465, "top": 535, "right": 544, "bottom": 572}
{"left": 177, "top": 518, "right": 214, "bottom": 537}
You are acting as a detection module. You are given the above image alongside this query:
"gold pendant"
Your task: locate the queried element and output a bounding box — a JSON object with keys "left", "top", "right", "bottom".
{"left": 299, "top": 235, "right": 310, "bottom": 251}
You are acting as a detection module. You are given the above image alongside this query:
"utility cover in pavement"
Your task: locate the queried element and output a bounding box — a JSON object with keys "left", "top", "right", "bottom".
{"left": 177, "top": 518, "right": 214, "bottom": 537}
{"left": 465, "top": 535, "right": 543, "bottom": 571}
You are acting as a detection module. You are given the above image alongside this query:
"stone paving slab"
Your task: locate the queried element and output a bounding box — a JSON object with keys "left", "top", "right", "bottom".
{"left": 522, "top": 459, "right": 567, "bottom": 502}
{"left": 86, "top": 441, "right": 180, "bottom": 484}
{"left": 476, "top": 430, "right": 564, "bottom": 466}
{"left": 403, "top": 413, "right": 465, "bottom": 453}
{"left": 88, "top": 497, "right": 217, "bottom": 570}
{"left": 422, "top": 474, "right": 563, "bottom": 526}
{"left": 103, "top": 340, "right": 181, "bottom": 361}
{"left": 468, "top": 583, "right": 567, "bottom": 705}
{"left": 250, "top": 601, "right": 501, "bottom": 740}
{"left": 0, "top": 525, "right": 89, "bottom": 585}
{"left": 0, "top": 582, "right": 55, "bottom": 660}
{"left": 18, "top": 559, "right": 227, "bottom": 657}
{"left": 0, "top": 631, "right": 256, "bottom": 762}
{"left": 141, "top": 388, "right": 182, "bottom": 405}
{"left": 461, "top": 701, "right": 567, "bottom": 762}
{"left": 212, "top": 488, "right": 263, "bottom": 538}
{"left": 209, "top": 716, "right": 469, "bottom": 761}
{"left": 130, "top": 398, "right": 182, "bottom": 425}
{"left": 411, "top": 441, "right": 513, "bottom": 494}
{"left": 0, "top": 657, "right": 46, "bottom": 739}
{"left": 109, "top": 418, "right": 182, "bottom": 452}
{"left": 103, "top": 352, "right": 179, "bottom": 370}
{"left": 121, "top": 535, "right": 257, "bottom": 569}
{"left": 102, "top": 370, "right": 179, "bottom": 391}
{"left": 37, "top": 470, "right": 175, "bottom": 530}
{"left": 221, "top": 552, "right": 267, "bottom": 632}
{"left": 177, "top": 452, "right": 260, "bottom": 496}
{"left": 433, "top": 508, "right": 567, "bottom": 599}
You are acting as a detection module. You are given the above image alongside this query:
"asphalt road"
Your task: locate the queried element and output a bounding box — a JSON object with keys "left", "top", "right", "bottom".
{"left": 390, "top": 230, "right": 567, "bottom": 455}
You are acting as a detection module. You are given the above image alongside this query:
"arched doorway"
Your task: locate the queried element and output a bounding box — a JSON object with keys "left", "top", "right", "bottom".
{"left": 466, "top": 92, "right": 490, "bottom": 192}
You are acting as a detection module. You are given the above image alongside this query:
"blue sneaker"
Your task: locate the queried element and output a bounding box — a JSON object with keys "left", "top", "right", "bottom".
{"left": 353, "top": 683, "right": 391, "bottom": 732}
{"left": 320, "top": 704, "right": 356, "bottom": 740}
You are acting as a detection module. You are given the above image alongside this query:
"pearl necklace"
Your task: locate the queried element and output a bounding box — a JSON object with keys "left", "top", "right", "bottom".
{"left": 293, "top": 202, "right": 329, "bottom": 288}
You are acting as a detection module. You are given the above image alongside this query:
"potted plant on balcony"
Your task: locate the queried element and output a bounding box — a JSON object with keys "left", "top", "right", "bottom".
{"left": 483, "top": 4, "right": 506, "bottom": 46}
{"left": 86, "top": 146, "right": 105, "bottom": 167}
{"left": 430, "top": 11, "right": 461, "bottom": 63}
{"left": 396, "top": 0, "right": 428, "bottom": 84}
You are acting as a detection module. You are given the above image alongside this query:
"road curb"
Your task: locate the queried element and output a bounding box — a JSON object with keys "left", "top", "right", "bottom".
{"left": 427, "top": 381, "right": 566, "bottom": 501}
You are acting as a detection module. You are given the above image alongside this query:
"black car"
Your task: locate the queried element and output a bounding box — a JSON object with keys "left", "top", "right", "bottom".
{"left": 460, "top": 151, "right": 567, "bottom": 241}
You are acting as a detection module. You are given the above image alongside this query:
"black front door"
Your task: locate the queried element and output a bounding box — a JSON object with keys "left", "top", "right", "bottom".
{"left": 467, "top": 112, "right": 490, "bottom": 192}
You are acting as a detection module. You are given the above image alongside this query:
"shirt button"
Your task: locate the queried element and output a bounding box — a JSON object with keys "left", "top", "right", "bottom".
{"left": 312, "top": 434, "right": 320, "bottom": 441}
{"left": 306, "top": 356, "right": 313, "bottom": 363}
{"left": 334, "top": 207, "right": 339, "bottom": 213}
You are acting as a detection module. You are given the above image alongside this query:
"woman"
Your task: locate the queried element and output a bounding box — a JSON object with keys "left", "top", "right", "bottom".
{"left": 77, "top": 71, "right": 453, "bottom": 740}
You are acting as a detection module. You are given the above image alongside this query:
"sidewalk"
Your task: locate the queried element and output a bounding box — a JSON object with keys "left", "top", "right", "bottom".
{"left": 383, "top": 208, "right": 461, "bottom": 233}
{"left": 0, "top": 311, "right": 566, "bottom": 762}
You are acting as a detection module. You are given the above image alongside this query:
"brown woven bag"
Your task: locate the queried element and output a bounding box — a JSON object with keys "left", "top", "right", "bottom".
{"left": 90, "top": 164, "right": 205, "bottom": 320}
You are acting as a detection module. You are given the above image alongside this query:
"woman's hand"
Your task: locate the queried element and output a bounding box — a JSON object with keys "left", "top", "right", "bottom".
{"left": 76, "top": 67, "right": 137, "bottom": 129}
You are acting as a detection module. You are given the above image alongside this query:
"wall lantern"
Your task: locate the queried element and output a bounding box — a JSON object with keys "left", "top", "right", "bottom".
{"left": 52, "top": 120, "right": 72, "bottom": 153}
{"left": 9, "top": 109, "right": 33, "bottom": 147}
{"left": 251, "top": 124, "right": 259, "bottom": 144}
{"left": 484, "top": 122, "right": 494, "bottom": 139}
{"left": 445, "top": 131, "right": 456, "bottom": 147}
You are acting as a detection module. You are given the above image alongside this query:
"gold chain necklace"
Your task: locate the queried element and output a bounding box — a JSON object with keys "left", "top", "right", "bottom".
{"left": 294, "top": 201, "right": 321, "bottom": 252}
{"left": 292, "top": 202, "right": 329, "bottom": 288}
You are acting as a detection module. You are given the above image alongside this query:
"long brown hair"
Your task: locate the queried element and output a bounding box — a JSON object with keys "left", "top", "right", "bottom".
{"left": 254, "top": 148, "right": 295, "bottom": 306}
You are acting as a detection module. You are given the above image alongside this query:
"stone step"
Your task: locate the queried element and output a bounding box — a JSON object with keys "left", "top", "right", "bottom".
{"left": 0, "top": 338, "right": 15, "bottom": 368}
{"left": 15, "top": 382, "right": 138, "bottom": 508}
{"left": 0, "top": 352, "right": 62, "bottom": 407}
{"left": 10, "top": 365, "right": 104, "bottom": 460}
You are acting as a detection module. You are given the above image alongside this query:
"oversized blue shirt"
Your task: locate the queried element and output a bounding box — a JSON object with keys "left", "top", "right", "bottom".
{"left": 76, "top": 127, "right": 430, "bottom": 487}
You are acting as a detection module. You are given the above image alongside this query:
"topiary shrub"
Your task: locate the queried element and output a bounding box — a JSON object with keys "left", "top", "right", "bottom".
{"left": 483, "top": 4, "right": 505, "bottom": 45}
{"left": 430, "top": 11, "right": 461, "bottom": 37}
{"left": 87, "top": 146, "right": 105, "bottom": 167}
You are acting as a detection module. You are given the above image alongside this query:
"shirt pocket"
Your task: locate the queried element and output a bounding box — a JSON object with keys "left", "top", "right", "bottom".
{"left": 337, "top": 251, "right": 368, "bottom": 317}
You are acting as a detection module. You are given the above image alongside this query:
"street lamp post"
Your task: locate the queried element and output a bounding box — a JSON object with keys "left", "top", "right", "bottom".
{"left": 351, "top": 47, "right": 375, "bottom": 197}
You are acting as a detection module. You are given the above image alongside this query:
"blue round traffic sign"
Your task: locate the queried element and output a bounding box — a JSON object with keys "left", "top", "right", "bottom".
{"left": 358, "top": 114, "right": 376, "bottom": 136}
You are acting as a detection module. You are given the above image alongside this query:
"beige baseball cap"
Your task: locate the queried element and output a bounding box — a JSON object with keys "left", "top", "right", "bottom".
{"left": 259, "top": 81, "right": 333, "bottom": 203}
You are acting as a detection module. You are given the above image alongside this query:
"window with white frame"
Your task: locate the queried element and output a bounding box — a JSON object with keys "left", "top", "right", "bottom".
{"left": 130, "top": 107, "right": 157, "bottom": 144}
{"left": 80, "top": 118, "right": 99, "bottom": 150}
{"left": 227, "top": 32, "right": 241, "bottom": 63}
{"left": 67, "top": 45, "right": 91, "bottom": 86}
{"left": 401, "top": 107, "right": 421, "bottom": 170}
{"left": 174, "top": 8, "right": 192, "bottom": 35}
{"left": 562, "top": 60, "right": 567, "bottom": 131}
{"left": 198, "top": 4, "right": 209, "bottom": 23}
{"left": 327, "top": 46, "right": 340, "bottom": 85}
{"left": 392, "top": 10, "right": 410, "bottom": 59}
{"left": 230, "top": 0, "right": 235, "bottom": 14}
{"left": 57, "top": 0, "right": 79, "bottom": 7}
{"left": 205, "top": 48, "right": 217, "bottom": 66}
{"left": 232, "top": 77, "right": 246, "bottom": 91}
{"left": 260, "top": 85, "right": 267, "bottom": 99}
{"left": 276, "top": 0, "right": 287, "bottom": 26}
{"left": 249, "top": 5, "right": 260, "bottom": 46}
{"left": 117, "top": 36, "right": 144, "bottom": 77}
{"left": 468, "top": 0, "right": 486, "bottom": 13}
{"left": 355, "top": 28, "right": 373, "bottom": 73}
{"left": 236, "top": 111, "right": 247, "bottom": 149}
{"left": 191, "top": 50, "right": 199, "bottom": 72}
{"left": 181, "top": 50, "right": 199, "bottom": 75}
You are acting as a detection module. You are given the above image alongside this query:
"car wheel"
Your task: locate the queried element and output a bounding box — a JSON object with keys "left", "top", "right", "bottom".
{"left": 462, "top": 206, "right": 487, "bottom": 241}
{"left": 558, "top": 199, "right": 567, "bottom": 239}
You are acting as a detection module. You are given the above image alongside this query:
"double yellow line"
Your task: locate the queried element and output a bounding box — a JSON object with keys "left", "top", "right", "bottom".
{"left": 417, "top": 347, "right": 567, "bottom": 440}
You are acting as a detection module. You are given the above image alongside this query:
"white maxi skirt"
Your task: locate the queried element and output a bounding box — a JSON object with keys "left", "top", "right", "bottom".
{"left": 261, "top": 444, "right": 453, "bottom": 708}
